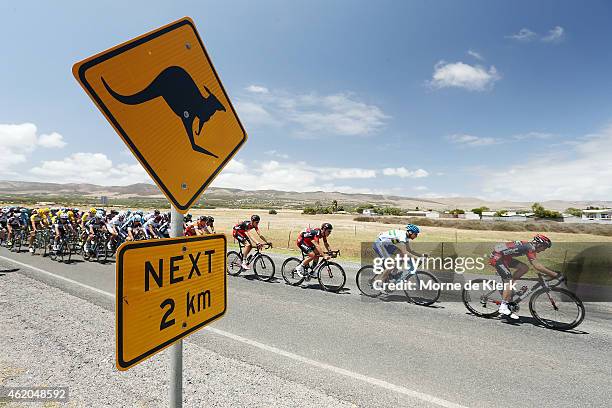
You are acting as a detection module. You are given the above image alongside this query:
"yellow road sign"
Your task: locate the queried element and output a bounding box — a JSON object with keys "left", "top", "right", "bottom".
{"left": 72, "top": 17, "right": 247, "bottom": 213}
{"left": 116, "top": 235, "right": 226, "bottom": 370}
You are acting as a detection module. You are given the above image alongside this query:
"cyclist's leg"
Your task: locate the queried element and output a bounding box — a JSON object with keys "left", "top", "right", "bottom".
{"left": 373, "top": 240, "right": 397, "bottom": 284}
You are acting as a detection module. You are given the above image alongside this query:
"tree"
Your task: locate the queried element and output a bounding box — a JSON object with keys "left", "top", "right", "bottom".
{"left": 471, "top": 206, "right": 489, "bottom": 216}
{"left": 494, "top": 209, "right": 508, "bottom": 217}
{"left": 532, "top": 202, "right": 561, "bottom": 219}
{"left": 449, "top": 208, "right": 465, "bottom": 215}
{"left": 331, "top": 200, "right": 338, "bottom": 212}
{"left": 565, "top": 207, "right": 583, "bottom": 217}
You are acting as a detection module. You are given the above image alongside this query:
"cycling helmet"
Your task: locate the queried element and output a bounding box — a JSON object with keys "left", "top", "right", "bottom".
{"left": 184, "top": 214, "right": 193, "bottom": 222}
{"left": 406, "top": 224, "right": 420, "bottom": 235}
{"left": 89, "top": 207, "right": 97, "bottom": 214}
{"left": 20, "top": 208, "right": 29, "bottom": 214}
{"left": 133, "top": 215, "right": 143, "bottom": 223}
{"left": 95, "top": 211, "right": 104, "bottom": 219}
{"left": 198, "top": 215, "right": 207, "bottom": 222}
{"left": 135, "top": 210, "right": 144, "bottom": 216}
{"left": 321, "top": 222, "right": 333, "bottom": 230}
{"left": 533, "top": 234, "right": 552, "bottom": 248}
{"left": 251, "top": 214, "right": 261, "bottom": 222}
{"left": 59, "top": 213, "right": 69, "bottom": 220}
{"left": 207, "top": 216, "right": 214, "bottom": 223}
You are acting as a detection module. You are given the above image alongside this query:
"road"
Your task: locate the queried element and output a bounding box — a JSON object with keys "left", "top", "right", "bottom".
{"left": 1, "top": 246, "right": 611, "bottom": 407}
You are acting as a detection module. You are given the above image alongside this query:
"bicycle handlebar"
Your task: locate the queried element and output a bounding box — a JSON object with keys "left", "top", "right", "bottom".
{"left": 325, "top": 250, "right": 340, "bottom": 258}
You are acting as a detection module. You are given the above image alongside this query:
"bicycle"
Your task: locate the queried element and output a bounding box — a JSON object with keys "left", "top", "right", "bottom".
{"left": 227, "top": 242, "right": 275, "bottom": 281}
{"left": 82, "top": 229, "right": 108, "bottom": 262}
{"left": 356, "top": 264, "right": 441, "bottom": 306}
{"left": 462, "top": 274, "right": 585, "bottom": 330}
{"left": 49, "top": 233, "right": 72, "bottom": 263}
{"left": 281, "top": 250, "right": 345, "bottom": 292}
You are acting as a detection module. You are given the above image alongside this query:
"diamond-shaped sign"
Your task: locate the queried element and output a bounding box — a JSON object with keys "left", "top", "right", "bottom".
{"left": 73, "top": 17, "right": 247, "bottom": 212}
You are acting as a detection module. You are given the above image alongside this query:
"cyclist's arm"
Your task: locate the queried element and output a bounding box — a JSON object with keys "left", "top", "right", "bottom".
{"left": 322, "top": 236, "right": 331, "bottom": 252}
{"left": 529, "top": 259, "right": 558, "bottom": 278}
{"left": 404, "top": 241, "right": 425, "bottom": 258}
{"left": 246, "top": 229, "right": 264, "bottom": 245}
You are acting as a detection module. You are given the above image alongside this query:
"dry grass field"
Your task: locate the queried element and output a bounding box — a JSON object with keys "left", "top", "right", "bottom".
{"left": 191, "top": 208, "right": 612, "bottom": 259}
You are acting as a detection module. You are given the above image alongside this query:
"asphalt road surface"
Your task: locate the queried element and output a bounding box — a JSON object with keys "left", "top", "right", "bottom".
{"left": 1, "top": 246, "right": 611, "bottom": 408}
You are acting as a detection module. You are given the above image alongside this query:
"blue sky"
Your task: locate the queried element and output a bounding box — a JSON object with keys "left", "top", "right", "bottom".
{"left": 1, "top": 0, "right": 611, "bottom": 201}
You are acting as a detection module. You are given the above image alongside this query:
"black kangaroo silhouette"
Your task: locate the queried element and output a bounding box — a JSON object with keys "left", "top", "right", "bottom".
{"left": 101, "top": 66, "right": 225, "bottom": 158}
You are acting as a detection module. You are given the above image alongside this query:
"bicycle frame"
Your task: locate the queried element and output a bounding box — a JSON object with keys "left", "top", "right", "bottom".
{"left": 481, "top": 274, "right": 561, "bottom": 306}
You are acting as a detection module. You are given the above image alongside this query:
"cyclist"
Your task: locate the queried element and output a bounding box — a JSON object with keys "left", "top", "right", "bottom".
{"left": 205, "top": 216, "right": 215, "bottom": 234}
{"left": 52, "top": 213, "right": 75, "bottom": 252}
{"left": 126, "top": 216, "right": 145, "bottom": 241}
{"left": 372, "top": 224, "right": 426, "bottom": 291}
{"left": 107, "top": 210, "right": 126, "bottom": 246}
{"left": 158, "top": 212, "right": 171, "bottom": 238}
{"left": 193, "top": 216, "right": 211, "bottom": 236}
{"left": 295, "top": 223, "right": 335, "bottom": 276}
{"left": 489, "top": 234, "right": 562, "bottom": 320}
{"left": 28, "top": 209, "right": 46, "bottom": 253}
{"left": 144, "top": 214, "right": 163, "bottom": 239}
{"left": 232, "top": 215, "right": 270, "bottom": 269}
{"left": 83, "top": 211, "right": 105, "bottom": 255}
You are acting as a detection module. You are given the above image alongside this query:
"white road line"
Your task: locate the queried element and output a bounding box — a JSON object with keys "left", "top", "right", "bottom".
{"left": 0, "top": 254, "right": 468, "bottom": 408}
{"left": 0, "top": 255, "right": 113, "bottom": 298}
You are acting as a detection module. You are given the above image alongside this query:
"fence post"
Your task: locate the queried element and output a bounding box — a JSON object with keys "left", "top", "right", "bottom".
{"left": 287, "top": 231, "right": 291, "bottom": 248}
{"left": 354, "top": 225, "right": 357, "bottom": 236}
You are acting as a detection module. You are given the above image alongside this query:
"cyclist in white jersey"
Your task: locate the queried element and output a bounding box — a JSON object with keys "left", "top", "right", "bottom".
{"left": 372, "top": 224, "right": 426, "bottom": 290}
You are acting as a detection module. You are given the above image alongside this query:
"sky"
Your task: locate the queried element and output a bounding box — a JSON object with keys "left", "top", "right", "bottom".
{"left": 1, "top": 0, "right": 612, "bottom": 201}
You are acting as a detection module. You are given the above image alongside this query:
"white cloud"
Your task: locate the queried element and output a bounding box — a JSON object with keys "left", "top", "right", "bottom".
{"left": 467, "top": 50, "right": 484, "bottom": 61}
{"left": 447, "top": 134, "right": 501, "bottom": 146}
{"left": 0, "top": 123, "right": 66, "bottom": 176}
{"left": 512, "top": 131, "right": 555, "bottom": 140}
{"left": 505, "top": 28, "right": 537, "bottom": 42}
{"left": 542, "top": 26, "right": 564, "bottom": 43}
{"left": 30, "top": 152, "right": 150, "bottom": 185}
{"left": 264, "top": 150, "right": 289, "bottom": 159}
{"left": 414, "top": 185, "right": 429, "bottom": 191}
{"left": 246, "top": 85, "right": 269, "bottom": 94}
{"left": 38, "top": 132, "right": 66, "bottom": 148}
{"left": 429, "top": 61, "right": 501, "bottom": 91}
{"left": 237, "top": 86, "right": 389, "bottom": 138}
{"left": 382, "top": 167, "right": 429, "bottom": 178}
{"left": 235, "top": 100, "right": 279, "bottom": 127}
{"left": 211, "top": 159, "right": 423, "bottom": 193}
{"left": 483, "top": 125, "right": 612, "bottom": 200}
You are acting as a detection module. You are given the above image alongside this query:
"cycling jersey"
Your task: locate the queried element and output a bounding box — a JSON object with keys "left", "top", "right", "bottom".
{"left": 233, "top": 220, "right": 258, "bottom": 235}
{"left": 377, "top": 229, "right": 410, "bottom": 244}
{"left": 232, "top": 220, "right": 258, "bottom": 244}
{"left": 489, "top": 241, "right": 537, "bottom": 280}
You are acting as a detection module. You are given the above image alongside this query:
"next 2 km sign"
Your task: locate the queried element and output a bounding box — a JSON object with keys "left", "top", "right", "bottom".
{"left": 116, "top": 235, "right": 226, "bottom": 370}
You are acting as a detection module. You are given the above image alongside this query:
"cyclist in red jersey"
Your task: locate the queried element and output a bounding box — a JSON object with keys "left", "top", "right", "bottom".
{"left": 489, "top": 234, "right": 561, "bottom": 319}
{"left": 295, "top": 223, "right": 334, "bottom": 276}
{"left": 232, "top": 215, "right": 270, "bottom": 269}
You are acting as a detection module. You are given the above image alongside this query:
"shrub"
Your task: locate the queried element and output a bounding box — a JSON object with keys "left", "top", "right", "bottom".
{"left": 268, "top": 209, "right": 277, "bottom": 215}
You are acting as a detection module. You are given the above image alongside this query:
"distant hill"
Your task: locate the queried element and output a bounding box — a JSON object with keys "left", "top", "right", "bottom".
{"left": 0, "top": 180, "right": 610, "bottom": 211}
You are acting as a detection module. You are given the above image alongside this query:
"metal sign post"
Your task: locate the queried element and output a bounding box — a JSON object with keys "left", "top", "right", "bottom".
{"left": 169, "top": 205, "right": 183, "bottom": 408}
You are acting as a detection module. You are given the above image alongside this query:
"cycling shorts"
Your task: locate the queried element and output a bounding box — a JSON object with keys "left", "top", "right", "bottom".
{"left": 373, "top": 239, "right": 398, "bottom": 258}
{"left": 490, "top": 255, "right": 524, "bottom": 281}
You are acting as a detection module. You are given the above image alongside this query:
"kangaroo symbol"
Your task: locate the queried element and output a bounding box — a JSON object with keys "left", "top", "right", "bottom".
{"left": 101, "top": 66, "right": 225, "bottom": 158}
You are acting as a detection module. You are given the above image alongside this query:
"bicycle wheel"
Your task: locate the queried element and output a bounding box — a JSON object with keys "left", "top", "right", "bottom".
{"left": 281, "top": 257, "right": 305, "bottom": 286}
{"left": 253, "top": 254, "right": 275, "bottom": 281}
{"left": 356, "top": 265, "right": 381, "bottom": 298}
{"left": 49, "top": 242, "right": 58, "bottom": 261}
{"left": 529, "top": 287, "right": 585, "bottom": 330}
{"left": 462, "top": 278, "right": 503, "bottom": 318}
{"left": 318, "top": 261, "right": 346, "bottom": 292}
{"left": 97, "top": 239, "right": 108, "bottom": 262}
{"left": 226, "top": 251, "right": 243, "bottom": 276}
{"left": 403, "top": 271, "right": 441, "bottom": 306}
